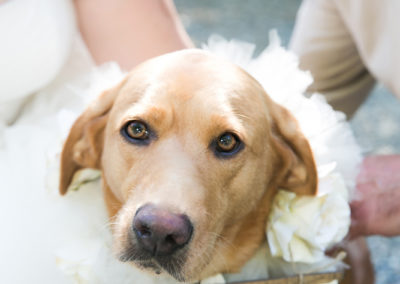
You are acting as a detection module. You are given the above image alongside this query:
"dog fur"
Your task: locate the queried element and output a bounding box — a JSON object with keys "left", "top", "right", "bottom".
{"left": 59, "top": 49, "right": 318, "bottom": 282}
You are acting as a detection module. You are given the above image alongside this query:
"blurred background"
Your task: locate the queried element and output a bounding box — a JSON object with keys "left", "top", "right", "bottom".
{"left": 174, "top": 0, "right": 400, "bottom": 283}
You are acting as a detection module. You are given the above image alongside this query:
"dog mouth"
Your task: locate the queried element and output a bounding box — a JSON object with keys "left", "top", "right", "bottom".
{"left": 135, "top": 259, "right": 162, "bottom": 274}
{"left": 118, "top": 243, "right": 188, "bottom": 282}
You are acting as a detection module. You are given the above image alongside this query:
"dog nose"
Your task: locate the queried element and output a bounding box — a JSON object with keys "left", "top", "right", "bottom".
{"left": 133, "top": 204, "right": 193, "bottom": 256}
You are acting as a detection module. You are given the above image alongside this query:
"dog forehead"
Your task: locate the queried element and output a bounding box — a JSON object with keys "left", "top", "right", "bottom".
{"left": 123, "top": 50, "right": 242, "bottom": 98}
{"left": 113, "top": 50, "right": 269, "bottom": 117}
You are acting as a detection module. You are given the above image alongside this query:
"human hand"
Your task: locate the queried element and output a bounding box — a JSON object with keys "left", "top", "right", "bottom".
{"left": 349, "top": 154, "right": 400, "bottom": 239}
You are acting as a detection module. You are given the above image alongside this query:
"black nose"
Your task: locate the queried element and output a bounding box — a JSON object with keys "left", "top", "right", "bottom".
{"left": 133, "top": 204, "right": 193, "bottom": 256}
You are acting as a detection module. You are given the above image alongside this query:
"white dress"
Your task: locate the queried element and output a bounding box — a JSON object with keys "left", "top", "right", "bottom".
{"left": 0, "top": 0, "right": 75, "bottom": 125}
{"left": 0, "top": 1, "right": 94, "bottom": 283}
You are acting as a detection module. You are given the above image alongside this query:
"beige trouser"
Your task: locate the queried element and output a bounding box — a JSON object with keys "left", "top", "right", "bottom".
{"left": 290, "top": 0, "right": 376, "bottom": 118}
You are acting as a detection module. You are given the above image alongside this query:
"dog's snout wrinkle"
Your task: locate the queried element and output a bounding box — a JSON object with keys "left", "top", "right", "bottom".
{"left": 133, "top": 204, "right": 193, "bottom": 257}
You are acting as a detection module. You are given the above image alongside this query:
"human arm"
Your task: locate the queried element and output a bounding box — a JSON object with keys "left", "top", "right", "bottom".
{"left": 74, "top": 0, "right": 193, "bottom": 71}
{"left": 289, "top": 0, "right": 375, "bottom": 118}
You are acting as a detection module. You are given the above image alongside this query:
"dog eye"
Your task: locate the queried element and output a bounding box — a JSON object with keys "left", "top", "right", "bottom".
{"left": 214, "top": 132, "right": 242, "bottom": 157}
{"left": 217, "top": 133, "right": 237, "bottom": 152}
{"left": 122, "top": 121, "right": 149, "bottom": 142}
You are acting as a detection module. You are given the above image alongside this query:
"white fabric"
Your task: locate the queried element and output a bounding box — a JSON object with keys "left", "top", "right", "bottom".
{"left": 0, "top": 36, "right": 93, "bottom": 283}
{"left": 0, "top": 0, "right": 75, "bottom": 124}
{"left": 0, "top": 31, "right": 359, "bottom": 283}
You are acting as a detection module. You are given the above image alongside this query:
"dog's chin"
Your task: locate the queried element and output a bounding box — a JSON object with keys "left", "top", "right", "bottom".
{"left": 114, "top": 227, "right": 220, "bottom": 282}
{"left": 118, "top": 246, "right": 190, "bottom": 282}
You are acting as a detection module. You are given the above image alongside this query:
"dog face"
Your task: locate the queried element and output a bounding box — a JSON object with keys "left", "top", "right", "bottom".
{"left": 60, "top": 50, "right": 317, "bottom": 282}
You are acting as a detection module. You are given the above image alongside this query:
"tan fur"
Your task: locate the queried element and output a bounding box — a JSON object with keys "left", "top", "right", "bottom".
{"left": 60, "top": 49, "right": 317, "bottom": 282}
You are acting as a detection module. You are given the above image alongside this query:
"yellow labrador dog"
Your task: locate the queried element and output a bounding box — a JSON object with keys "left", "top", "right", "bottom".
{"left": 59, "top": 49, "right": 318, "bottom": 282}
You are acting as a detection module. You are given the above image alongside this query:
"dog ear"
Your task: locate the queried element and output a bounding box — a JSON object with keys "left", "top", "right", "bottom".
{"left": 270, "top": 101, "right": 317, "bottom": 196}
{"left": 59, "top": 84, "right": 121, "bottom": 195}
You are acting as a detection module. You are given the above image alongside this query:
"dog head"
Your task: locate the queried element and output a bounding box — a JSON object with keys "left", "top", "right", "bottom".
{"left": 60, "top": 50, "right": 317, "bottom": 282}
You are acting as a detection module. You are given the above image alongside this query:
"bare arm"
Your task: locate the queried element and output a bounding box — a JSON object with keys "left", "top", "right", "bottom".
{"left": 74, "top": 0, "right": 193, "bottom": 70}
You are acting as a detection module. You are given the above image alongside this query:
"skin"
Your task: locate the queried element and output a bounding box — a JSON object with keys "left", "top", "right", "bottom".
{"left": 74, "top": 0, "right": 194, "bottom": 70}
{"left": 60, "top": 50, "right": 317, "bottom": 282}
{"left": 350, "top": 154, "right": 400, "bottom": 238}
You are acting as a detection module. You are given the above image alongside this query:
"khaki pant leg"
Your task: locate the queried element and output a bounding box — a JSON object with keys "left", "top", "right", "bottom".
{"left": 289, "top": 0, "right": 376, "bottom": 118}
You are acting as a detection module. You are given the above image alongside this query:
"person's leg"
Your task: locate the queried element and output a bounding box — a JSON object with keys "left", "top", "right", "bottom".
{"left": 290, "top": 0, "right": 375, "bottom": 118}
{"left": 74, "top": 0, "right": 193, "bottom": 71}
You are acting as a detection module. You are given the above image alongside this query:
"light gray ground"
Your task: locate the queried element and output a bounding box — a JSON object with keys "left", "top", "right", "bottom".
{"left": 174, "top": 1, "right": 400, "bottom": 283}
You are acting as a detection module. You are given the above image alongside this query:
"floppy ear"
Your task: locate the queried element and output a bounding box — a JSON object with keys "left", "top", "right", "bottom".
{"left": 59, "top": 85, "right": 121, "bottom": 195}
{"left": 270, "top": 101, "right": 317, "bottom": 196}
